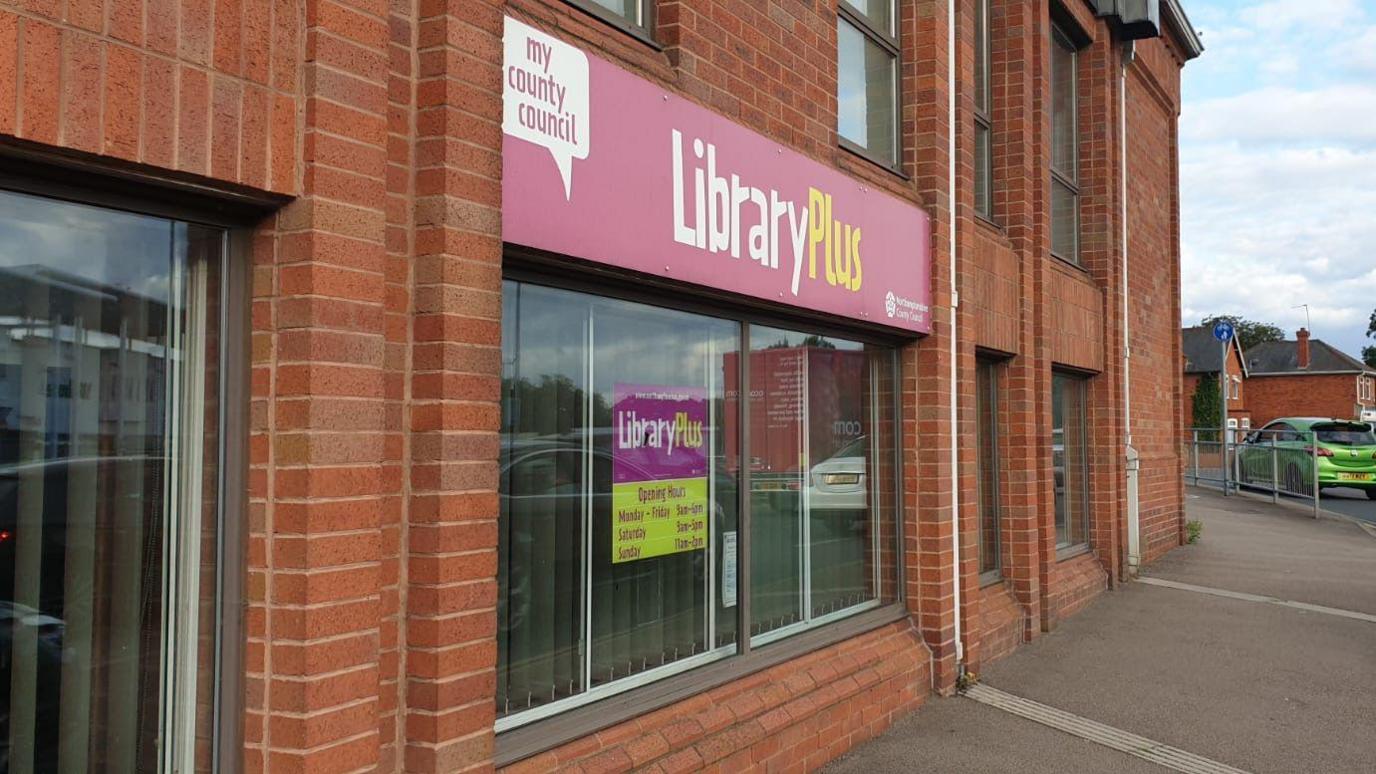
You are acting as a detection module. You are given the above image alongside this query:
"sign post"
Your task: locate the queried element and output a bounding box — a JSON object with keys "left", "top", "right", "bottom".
{"left": 1213, "top": 321, "right": 1235, "bottom": 495}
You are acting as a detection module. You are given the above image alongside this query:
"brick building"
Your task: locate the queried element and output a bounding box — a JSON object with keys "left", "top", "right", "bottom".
{"left": 0, "top": 0, "right": 1199, "bottom": 771}
{"left": 1244, "top": 329, "right": 1376, "bottom": 427}
{"left": 1182, "top": 325, "right": 1250, "bottom": 430}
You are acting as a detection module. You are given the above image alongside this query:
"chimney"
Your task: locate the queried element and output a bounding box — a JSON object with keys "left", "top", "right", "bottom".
{"left": 1297, "top": 328, "right": 1311, "bottom": 369}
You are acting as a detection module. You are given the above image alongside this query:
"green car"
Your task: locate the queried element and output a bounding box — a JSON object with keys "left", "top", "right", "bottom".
{"left": 1238, "top": 418, "right": 1376, "bottom": 498}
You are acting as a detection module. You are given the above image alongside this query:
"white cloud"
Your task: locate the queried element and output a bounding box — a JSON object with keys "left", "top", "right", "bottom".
{"left": 1180, "top": 1, "right": 1376, "bottom": 360}
{"left": 1184, "top": 85, "right": 1376, "bottom": 144}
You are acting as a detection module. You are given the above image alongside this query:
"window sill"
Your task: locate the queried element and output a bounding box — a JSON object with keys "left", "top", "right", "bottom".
{"left": 974, "top": 210, "right": 1003, "bottom": 235}
{"left": 1055, "top": 543, "right": 1092, "bottom": 562}
{"left": 1049, "top": 251, "right": 1088, "bottom": 274}
{"left": 838, "top": 138, "right": 909, "bottom": 181}
{"left": 979, "top": 570, "right": 1003, "bottom": 589}
{"left": 494, "top": 602, "right": 910, "bottom": 766}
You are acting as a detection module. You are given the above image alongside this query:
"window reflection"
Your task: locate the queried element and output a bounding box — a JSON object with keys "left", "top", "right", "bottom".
{"left": 730, "top": 327, "right": 897, "bottom": 641}
{"left": 498, "top": 282, "right": 739, "bottom": 721}
{"left": 1052, "top": 372, "right": 1089, "bottom": 549}
{"left": 837, "top": 16, "right": 898, "bottom": 164}
{"left": 0, "top": 190, "right": 222, "bottom": 772}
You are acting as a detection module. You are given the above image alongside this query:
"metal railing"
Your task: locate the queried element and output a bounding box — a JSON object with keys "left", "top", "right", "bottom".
{"left": 1185, "top": 427, "right": 1320, "bottom": 518}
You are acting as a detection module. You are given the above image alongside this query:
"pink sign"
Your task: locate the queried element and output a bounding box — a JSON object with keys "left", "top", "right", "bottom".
{"left": 501, "top": 17, "right": 932, "bottom": 333}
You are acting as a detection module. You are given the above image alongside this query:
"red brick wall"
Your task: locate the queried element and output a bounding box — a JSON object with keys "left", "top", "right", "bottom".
{"left": 0, "top": 0, "right": 300, "bottom": 192}
{"left": 0, "top": 0, "right": 1193, "bottom": 769}
{"left": 506, "top": 623, "right": 929, "bottom": 773}
{"left": 1127, "top": 30, "right": 1187, "bottom": 565}
{"left": 1048, "top": 265, "right": 1106, "bottom": 372}
{"left": 1247, "top": 374, "right": 1362, "bottom": 427}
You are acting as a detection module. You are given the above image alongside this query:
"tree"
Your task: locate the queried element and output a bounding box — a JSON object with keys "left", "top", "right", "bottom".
{"left": 1364, "top": 345, "right": 1376, "bottom": 369}
{"left": 1190, "top": 375, "right": 1221, "bottom": 433}
{"left": 1198, "top": 314, "right": 1285, "bottom": 352}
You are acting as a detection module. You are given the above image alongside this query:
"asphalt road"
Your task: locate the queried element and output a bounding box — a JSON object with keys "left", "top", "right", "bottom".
{"left": 1319, "top": 486, "right": 1376, "bottom": 524}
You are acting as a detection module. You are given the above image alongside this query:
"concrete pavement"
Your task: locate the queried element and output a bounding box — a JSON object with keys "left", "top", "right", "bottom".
{"left": 826, "top": 487, "right": 1376, "bottom": 773}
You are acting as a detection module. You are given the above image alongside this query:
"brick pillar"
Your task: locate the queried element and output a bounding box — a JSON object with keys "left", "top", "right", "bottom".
{"left": 1078, "top": 33, "right": 1125, "bottom": 585}
{"left": 903, "top": 0, "right": 960, "bottom": 694}
{"left": 404, "top": 1, "right": 502, "bottom": 770}
{"left": 249, "top": 0, "right": 394, "bottom": 769}
{"left": 951, "top": 0, "right": 987, "bottom": 673}
{"left": 995, "top": 0, "right": 1046, "bottom": 640}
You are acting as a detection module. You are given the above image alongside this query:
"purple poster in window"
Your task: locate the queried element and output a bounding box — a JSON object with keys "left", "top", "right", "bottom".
{"left": 611, "top": 383, "right": 709, "bottom": 562}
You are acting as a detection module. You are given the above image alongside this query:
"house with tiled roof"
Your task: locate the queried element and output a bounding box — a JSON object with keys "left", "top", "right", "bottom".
{"left": 1181, "top": 326, "right": 1251, "bottom": 430}
{"left": 1244, "top": 329, "right": 1376, "bottom": 426}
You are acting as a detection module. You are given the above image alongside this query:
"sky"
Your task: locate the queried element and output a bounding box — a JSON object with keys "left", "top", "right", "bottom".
{"left": 1179, "top": 0, "right": 1376, "bottom": 360}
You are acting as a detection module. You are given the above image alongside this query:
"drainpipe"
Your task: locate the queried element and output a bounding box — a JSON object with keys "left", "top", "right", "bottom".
{"left": 947, "top": 0, "right": 964, "bottom": 668}
{"left": 1122, "top": 40, "right": 1141, "bottom": 571}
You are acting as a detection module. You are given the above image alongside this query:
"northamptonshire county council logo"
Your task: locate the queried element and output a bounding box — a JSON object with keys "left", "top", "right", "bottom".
{"left": 885, "top": 291, "right": 897, "bottom": 318}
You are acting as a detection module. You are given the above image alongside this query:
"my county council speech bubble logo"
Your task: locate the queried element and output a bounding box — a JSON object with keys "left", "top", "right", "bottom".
{"left": 885, "top": 291, "right": 897, "bottom": 318}
{"left": 503, "top": 17, "right": 590, "bottom": 200}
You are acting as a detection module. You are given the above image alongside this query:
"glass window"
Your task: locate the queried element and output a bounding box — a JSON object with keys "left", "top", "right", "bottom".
{"left": 1050, "top": 25, "right": 1079, "bottom": 262}
{"left": 0, "top": 189, "right": 225, "bottom": 772}
{"left": 974, "top": 0, "right": 993, "bottom": 218}
{"left": 739, "top": 328, "right": 898, "bottom": 642}
{"left": 977, "top": 359, "right": 1001, "bottom": 579}
{"left": 577, "top": 0, "right": 647, "bottom": 29}
{"left": 1312, "top": 423, "right": 1376, "bottom": 446}
{"left": 497, "top": 280, "right": 901, "bottom": 725}
{"left": 498, "top": 282, "right": 738, "bottom": 723}
{"left": 838, "top": 3, "right": 899, "bottom": 166}
{"left": 1052, "top": 372, "right": 1089, "bottom": 549}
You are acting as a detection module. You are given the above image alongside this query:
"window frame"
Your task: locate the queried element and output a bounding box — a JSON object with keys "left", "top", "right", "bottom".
{"left": 836, "top": 0, "right": 904, "bottom": 173}
{"left": 563, "top": 0, "right": 658, "bottom": 47}
{"left": 1049, "top": 23, "right": 1081, "bottom": 265}
{"left": 0, "top": 173, "right": 254, "bottom": 774}
{"left": 976, "top": 357, "right": 1003, "bottom": 585}
{"left": 495, "top": 259, "right": 909, "bottom": 762}
{"left": 973, "top": 0, "right": 994, "bottom": 220}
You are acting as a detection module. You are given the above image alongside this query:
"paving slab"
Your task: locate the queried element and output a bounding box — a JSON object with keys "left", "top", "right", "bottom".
{"left": 824, "top": 692, "right": 1165, "bottom": 774}
{"left": 1157, "top": 488, "right": 1376, "bottom": 615}
{"left": 830, "top": 489, "right": 1376, "bottom": 774}
{"left": 981, "top": 581, "right": 1376, "bottom": 774}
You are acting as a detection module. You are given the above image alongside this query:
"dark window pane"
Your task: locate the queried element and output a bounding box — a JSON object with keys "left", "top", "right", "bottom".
{"left": 977, "top": 361, "right": 1000, "bottom": 577}
{"left": 1052, "top": 373, "right": 1089, "bottom": 549}
{"left": 588, "top": 0, "right": 641, "bottom": 25}
{"left": 1313, "top": 424, "right": 1376, "bottom": 446}
{"left": 0, "top": 190, "right": 222, "bottom": 771}
{"left": 838, "top": 18, "right": 898, "bottom": 165}
{"left": 1051, "top": 177, "right": 1078, "bottom": 261}
{"left": 974, "top": 0, "right": 989, "bottom": 114}
{"left": 975, "top": 122, "right": 993, "bottom": 218}
{"left": 1050, "top": 28, "right": 1077, "bottom": 178}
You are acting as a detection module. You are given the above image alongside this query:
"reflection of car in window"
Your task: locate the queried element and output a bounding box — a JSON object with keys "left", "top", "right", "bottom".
{"left": 806, "top": 436, "right": 868, "bottom": 511}
{"left": 498, "top": 439, "right": 738, "bottom": 635}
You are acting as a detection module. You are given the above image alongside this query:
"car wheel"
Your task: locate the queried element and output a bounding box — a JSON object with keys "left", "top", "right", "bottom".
{"left": 1366, "top": 488, "right": 1376, "bottom": 501}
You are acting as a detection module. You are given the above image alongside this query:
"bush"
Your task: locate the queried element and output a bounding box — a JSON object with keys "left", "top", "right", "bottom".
{"left": 1186, "top": 520, "right": 1203, "bottom": 544}
{"left": 1191, "top": 377, "right": 1221, "bottom": 432}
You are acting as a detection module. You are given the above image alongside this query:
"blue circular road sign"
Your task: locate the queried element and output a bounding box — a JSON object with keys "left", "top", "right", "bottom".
{"left": 1213, "top": 321, "right": 1235, "bottom": 342}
